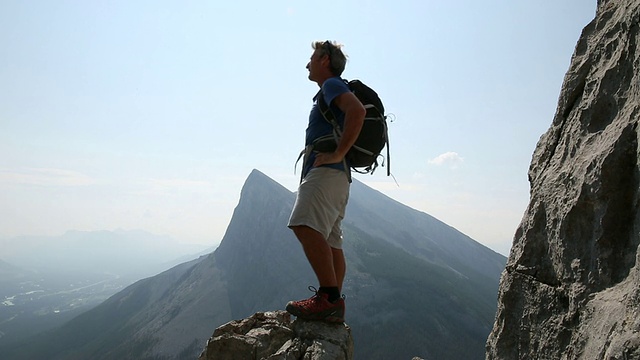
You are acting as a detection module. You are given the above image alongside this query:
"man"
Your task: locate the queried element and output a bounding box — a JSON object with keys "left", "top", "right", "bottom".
{"left": 286, "top": 40, "right": 365, "bottom": 323}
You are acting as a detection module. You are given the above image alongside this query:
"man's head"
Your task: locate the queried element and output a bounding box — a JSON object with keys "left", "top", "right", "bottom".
{"left": 306, "top": 40, "right": 347, "bottom": 84}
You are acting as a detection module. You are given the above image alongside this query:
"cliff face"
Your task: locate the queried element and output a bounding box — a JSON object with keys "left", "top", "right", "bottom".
{"left": 487, "top": 1, "right": 640, "bottom": 359}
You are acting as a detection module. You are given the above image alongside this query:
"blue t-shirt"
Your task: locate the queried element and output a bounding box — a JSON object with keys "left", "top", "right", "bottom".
{"left": 303, "top": 77, "right": 351, "bottom": 177}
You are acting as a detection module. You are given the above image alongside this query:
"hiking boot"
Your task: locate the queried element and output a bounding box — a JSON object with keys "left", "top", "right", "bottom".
{"left": 286, "top": 286, "right": 345, "bottom": 323}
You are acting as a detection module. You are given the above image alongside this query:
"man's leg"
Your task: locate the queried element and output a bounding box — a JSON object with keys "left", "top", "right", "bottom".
{"left": 291, "top": 225, "right": 337, "bottom": 287}
{"left": 285, "top": 168, "right": 348, "bottom": 321}
{"left": 331, "top": 247, "right": 345, "bottom": 292}
{"left": 287, "top": 225, "right": 345, "bottom": 322}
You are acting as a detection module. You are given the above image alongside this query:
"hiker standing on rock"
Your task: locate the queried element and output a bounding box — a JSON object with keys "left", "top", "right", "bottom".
{"left": 286, "top": 41, "right": 365, "bottom": 323}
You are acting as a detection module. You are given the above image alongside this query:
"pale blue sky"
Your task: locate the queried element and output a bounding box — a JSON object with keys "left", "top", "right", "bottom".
{"left": 0, "top": 1, "right": 596, "bottom": 255}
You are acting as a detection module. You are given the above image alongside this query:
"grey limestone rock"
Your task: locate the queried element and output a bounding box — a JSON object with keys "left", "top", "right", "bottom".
{"left": 198, "top": 311, "right": 353, "bottom": 360}
{"left": 486, "top": 0, "right": 640, "bottom": 359}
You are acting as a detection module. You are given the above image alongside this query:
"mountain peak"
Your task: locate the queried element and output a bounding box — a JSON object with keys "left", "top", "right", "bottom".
{"left": 245, "top": 169, "right": 278, "bottom": 186}
{"left": 247, "top": 168, "right": 268, "bottom": 181}
{"left": 241, "top": 169, "right": 291, "bottom": 200}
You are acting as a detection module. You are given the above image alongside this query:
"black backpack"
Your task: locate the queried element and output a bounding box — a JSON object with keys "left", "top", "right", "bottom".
{"left": 315, "top": 79, "right": 390, "bottom": 176}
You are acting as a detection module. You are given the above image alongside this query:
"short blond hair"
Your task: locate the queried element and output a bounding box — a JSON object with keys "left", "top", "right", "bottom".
{"left": 313, "top": 40, "right": 347, "bottom": 76}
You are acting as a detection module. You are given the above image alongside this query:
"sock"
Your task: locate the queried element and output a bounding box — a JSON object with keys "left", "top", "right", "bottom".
{"left": 319, "top": 286, "right": 341, "bottom": 303}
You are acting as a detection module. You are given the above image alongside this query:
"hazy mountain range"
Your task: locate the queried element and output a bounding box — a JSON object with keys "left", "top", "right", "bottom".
{"left": 0, "top": 229, "right": 210, "bottom": 277}
{"left": 0, "top": 169, "right": 507, "bottom": 359}
{"left": 0, "top": 230, "right": 211, "bottom": 347}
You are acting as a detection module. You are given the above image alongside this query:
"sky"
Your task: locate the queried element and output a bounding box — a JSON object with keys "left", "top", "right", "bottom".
{"left": 0, "top": 1, "right": 597, "bottom": 256}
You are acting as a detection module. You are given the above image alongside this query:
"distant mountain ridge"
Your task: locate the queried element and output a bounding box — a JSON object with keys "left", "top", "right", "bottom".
{"left": 0, "top": 230, "right": 210, "bottom": 349}
{"left": 1, "top": 169, "right": 506, "bottom": 360}
{"left": 0, "top": 259, "right": 27, "bottom": 280}
{"left": 0, "top": 258, "right": 21, "bottom": 272}
{"left": 0, "top": 229, "right": 209, "bottom": 277}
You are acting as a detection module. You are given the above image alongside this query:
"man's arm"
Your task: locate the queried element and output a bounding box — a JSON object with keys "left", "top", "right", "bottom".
{"left": 313, "top": 92, "right": 366, "bottom": 166}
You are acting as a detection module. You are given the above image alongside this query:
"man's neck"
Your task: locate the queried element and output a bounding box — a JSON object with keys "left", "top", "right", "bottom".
{"left": 315, "top": 74, "right": 335, "bottom": 87}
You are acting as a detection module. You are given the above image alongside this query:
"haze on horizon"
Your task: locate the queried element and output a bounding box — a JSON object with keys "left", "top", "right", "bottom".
{"left": 0, "top": 1, "right": 597, "bottom": 256}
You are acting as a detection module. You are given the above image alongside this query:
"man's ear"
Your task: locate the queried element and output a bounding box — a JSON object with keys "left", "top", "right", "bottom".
{"left": 320, "top": 54, "right": 331, "bottom": 68}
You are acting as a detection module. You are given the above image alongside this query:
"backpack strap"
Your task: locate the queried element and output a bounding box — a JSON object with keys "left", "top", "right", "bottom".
{"left": 316, "top": 90, "right": 341, "bottom": 135}
{"left": 316, "top": 90, "right": 352, "bottom": 183}
{"left": 318, "top": 88, "right": 391, "bottom": 177}
{"left": 294, "top": 146, "right": 311, "bottom": 183}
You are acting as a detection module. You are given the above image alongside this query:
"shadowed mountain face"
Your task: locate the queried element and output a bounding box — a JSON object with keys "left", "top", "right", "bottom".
{"left": 347, "top": 176, "right": 506, "bottom": 281}
{"left": 1, "top": 169, "right": 506, "bottom": 360}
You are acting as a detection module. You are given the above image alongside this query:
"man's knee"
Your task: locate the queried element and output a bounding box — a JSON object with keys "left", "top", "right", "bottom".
{"left": 290, "top": 225, "right": 324, "bottom": 242}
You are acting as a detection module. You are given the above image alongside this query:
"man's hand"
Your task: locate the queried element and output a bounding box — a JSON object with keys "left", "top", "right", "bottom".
{"left": 312, "top": 90, "right": 365, "bottom": 169}
{"left": 313, "top": 151, "right": 343, "bottom": 167}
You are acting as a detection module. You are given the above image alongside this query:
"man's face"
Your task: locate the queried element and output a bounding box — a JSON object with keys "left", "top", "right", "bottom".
{"left": 306, "top": 48, "right": 329, "bottom": 82}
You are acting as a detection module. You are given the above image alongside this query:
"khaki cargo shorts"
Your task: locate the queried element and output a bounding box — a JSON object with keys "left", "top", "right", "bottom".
{"left": 288, "top": 167, "right": 350, "bottom": 249}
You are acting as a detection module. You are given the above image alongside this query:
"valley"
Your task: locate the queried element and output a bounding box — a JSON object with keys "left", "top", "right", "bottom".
{"left": 0, "top": 269, "right": 134, "bottom": 346}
